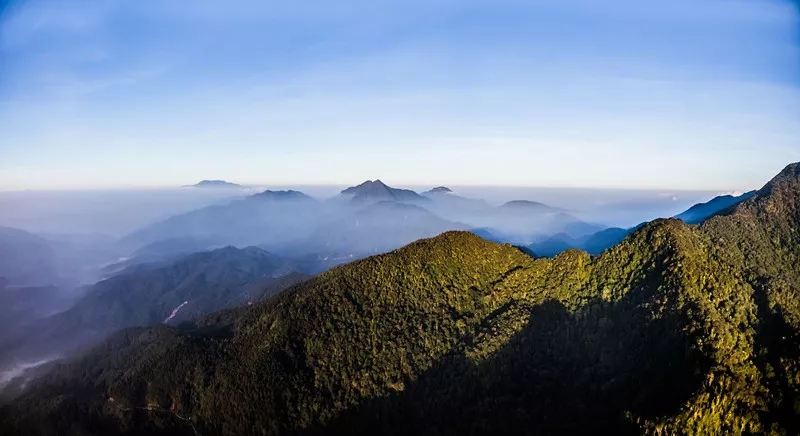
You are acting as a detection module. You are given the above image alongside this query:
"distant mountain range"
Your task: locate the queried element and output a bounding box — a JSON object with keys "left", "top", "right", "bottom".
{"left": 526, "top": 190, "right": 759, "bottom": 257}
{"left": 0, "top": 226, "right": 118, "bottom": 289}
{"left": 6, "top": 163, "right": 799, "bottom": 435}
{"left": 120, "top": 180, "right": 600, "bottom": 264}
{"left": 306, "top": 201, "right": 467, "bottom": 255}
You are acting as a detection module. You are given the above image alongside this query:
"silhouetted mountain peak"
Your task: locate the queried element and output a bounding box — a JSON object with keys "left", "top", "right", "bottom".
{"left": 341, "top": 180, "right": 390, "bottom": 195}
{"left": 186, "top": 180, "right": 241, "bottom": 188}
{"left": 341, "top": 180, "right": 424, "bottom": 203}
{"left": 423, "top": 186, "right": 453, "bottom": 195}
{"left": 250, "top": 190, "right": 314, "bottom": 202}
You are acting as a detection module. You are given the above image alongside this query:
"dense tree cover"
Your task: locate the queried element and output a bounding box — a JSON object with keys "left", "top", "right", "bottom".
{"left": 3, "top": 164, "right": 800, "bottom": 436}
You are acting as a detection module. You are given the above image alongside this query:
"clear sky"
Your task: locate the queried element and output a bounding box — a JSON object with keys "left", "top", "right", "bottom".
{"left": 1, "top": 0, "right": 798, "bottom": 191}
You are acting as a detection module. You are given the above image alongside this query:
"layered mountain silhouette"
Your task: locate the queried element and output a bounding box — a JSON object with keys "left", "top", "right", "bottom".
{"left": 421, "top": 186, "right": 491, "bottom": 220}
{"left": 249, "top": 189, "right": 315, "bottom": 202}
{"left": 4, "top": 162, "right": 799, "bottom": 435}
{"left": 305, "top": 201, "right": 466, "bottom": 257}
{"left": 0, "top": 246, "right": 307, "bottom": 370}
{"left": 120, "top": 190, "right": 324, "bottom": 250}
{"left": 340, "top": 180, "right": 427, "bottom": 204}
{"left": 500, "top": 199, "right": 556, "bottom": 211}
{"left": 529, "top": 224, "right": 645, "bottom": 257}
{"left": 121, "top": 181, "right": 594, "bottom": 266}
{"left": 487, "top": 201, "right": 605, "bottom": 243}
{"left": 422, "top": 186, "right": 453, "bottom": 195}
{"left": 528, "top": 189, "right": 759, "bottom": 258}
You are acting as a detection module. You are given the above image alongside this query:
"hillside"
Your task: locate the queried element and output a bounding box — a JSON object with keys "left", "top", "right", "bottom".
{"left": 0, "top": 247, "right": 307, "bottom": 370}
{"left": 3, "top": 163, "right": 800, "bottom": 435}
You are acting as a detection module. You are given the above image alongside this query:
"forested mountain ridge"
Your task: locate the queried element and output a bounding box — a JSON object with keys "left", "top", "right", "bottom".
{"left": 3, "top": 163, "right": 800, "bottom": 436}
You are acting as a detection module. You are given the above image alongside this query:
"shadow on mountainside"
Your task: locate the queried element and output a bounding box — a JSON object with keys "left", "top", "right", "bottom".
{"left": 750, "top": 277, "right": 800, "bottom": 435}
{"left": 311, "top": 291, "right": 709, "bottom": 436}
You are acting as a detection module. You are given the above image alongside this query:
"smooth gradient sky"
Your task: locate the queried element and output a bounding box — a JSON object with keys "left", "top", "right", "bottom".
{"left": 1, "top": 0, "right": 798, "bottom": 191}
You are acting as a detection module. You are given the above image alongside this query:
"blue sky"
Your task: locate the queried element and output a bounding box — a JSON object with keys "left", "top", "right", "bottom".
{"left": 1, "top": 0, "right": 798, "bottom": 191}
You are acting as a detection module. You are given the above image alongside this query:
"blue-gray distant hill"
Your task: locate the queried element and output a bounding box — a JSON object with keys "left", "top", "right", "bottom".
{"left": 120, "top": 190, "right": 322, "bottom": 250}
{"left": 675, "top": 191, "right": 756, "bottom": 224}
{"left": 185, "top": 180, "right": 242, "bottom": 189}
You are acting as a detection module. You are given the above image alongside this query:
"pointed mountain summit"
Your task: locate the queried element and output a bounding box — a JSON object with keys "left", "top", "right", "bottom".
{"left": 340, "top": 180, "right": 425, "bottom": 203}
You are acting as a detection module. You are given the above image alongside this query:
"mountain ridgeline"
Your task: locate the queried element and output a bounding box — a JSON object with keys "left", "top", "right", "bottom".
{"left": 2, "top": 162, "right": 800, "bottom": 435}
{"left": 118, "top": 180, "right": 603, "bottom": 265}
{"left": 0, "top": 246, "right": 308, "bottom": 373}
{"left": 675, "top": 190, "right": 757, "bottom": 224}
